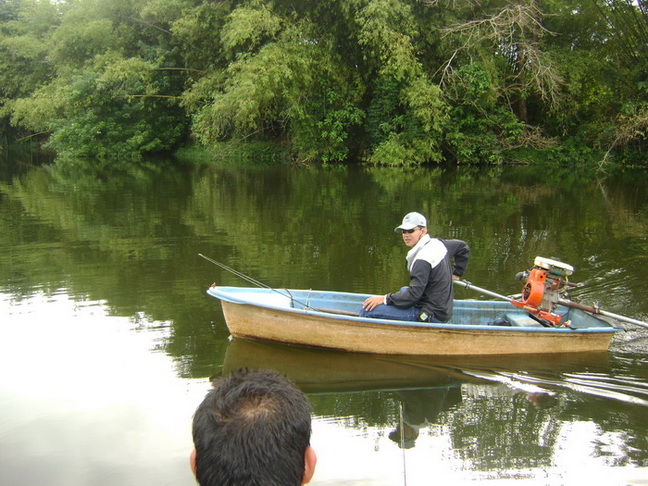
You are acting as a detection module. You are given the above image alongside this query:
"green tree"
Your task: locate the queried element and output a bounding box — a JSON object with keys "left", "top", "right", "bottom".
{"left": 2, "top": 0, "right": 647, "bottom": 168}
{"left": 180, "top": 0, "right": 448, "bottom": 165}
{"left": 6, "top": 0, "right": 188, "bottom": 162}
{"left": 183, "top": 2, "right": 365, "bottom": 163}
{"left": 541, "top": 0, "right": 648, "bottom": 167}
{"left": 0, "top": 0, "right": 62, "bottom": 145}
{"left": 357, "top": 0, "right": 447, "bottom": 166}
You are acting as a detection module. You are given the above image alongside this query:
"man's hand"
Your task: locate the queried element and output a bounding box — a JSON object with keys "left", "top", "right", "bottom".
{"left": 363, "top": 295, "right": 386, "bottom": 312}
{"left": 452, "top": 275, "right": 460, "bottom": 281}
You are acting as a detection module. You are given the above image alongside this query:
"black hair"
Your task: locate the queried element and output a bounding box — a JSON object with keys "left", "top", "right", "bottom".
{"left": 192, "top": 368, "right": 312, "bottom": 486}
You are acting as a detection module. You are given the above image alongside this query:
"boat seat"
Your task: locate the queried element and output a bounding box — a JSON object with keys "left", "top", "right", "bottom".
{"left": 504, "top": 313, "right": 545, "bottom": 328}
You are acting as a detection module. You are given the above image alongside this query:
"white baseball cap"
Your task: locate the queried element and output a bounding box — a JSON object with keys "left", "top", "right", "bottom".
{"left": 394, "top": 212, "right": 427, "bottom": 232}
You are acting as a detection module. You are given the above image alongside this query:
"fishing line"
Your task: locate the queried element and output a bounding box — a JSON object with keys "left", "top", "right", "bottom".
{"left": 199, "top": 253, "right": 316, "bottom": 312}
{"left": 399, "top": 401, "right": 408, "bottom": 486}
{"left": 199, "top": 253, "right": 274, "bottom": 289}
{"left": 199, "top": 253, "right": 364, "bottom": 317}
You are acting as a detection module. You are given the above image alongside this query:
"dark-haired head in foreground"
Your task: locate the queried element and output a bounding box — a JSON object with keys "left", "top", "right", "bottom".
{"left": 191, "top": 368, "right": 316, "bottom": 486}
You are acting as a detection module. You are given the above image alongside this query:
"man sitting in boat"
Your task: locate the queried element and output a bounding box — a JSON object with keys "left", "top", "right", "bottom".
{"left": 361, "top": 212, "right": 469, "bottom": 323}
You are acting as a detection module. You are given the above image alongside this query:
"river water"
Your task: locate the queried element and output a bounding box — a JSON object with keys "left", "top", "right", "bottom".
{"left": 1, "top": 160, "right": 647, "bottom": 485}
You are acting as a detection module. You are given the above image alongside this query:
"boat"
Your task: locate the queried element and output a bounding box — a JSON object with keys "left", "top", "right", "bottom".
{"left": 206, "top": 286, "right": 618, "bottom": 355}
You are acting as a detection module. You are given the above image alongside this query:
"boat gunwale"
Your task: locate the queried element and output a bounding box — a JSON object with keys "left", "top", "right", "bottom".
{"left": 206, "top": 286, "right": 618, "bottom": 335}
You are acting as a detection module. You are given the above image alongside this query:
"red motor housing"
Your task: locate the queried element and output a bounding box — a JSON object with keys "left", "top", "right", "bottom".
{"left": 512, "top": 257, "right": 574, "bottom": 326}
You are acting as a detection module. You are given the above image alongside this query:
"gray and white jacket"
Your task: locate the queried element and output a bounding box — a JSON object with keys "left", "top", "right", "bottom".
{"left": 386, "top": 235, "right": 470, "bottom": 322}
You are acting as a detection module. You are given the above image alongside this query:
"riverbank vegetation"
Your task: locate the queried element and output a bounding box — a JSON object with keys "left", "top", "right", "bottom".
{"left": 1, "top": 0, "right": 646, "bottom": 169}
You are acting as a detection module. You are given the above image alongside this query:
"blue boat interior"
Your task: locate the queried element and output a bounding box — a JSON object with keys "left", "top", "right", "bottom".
{"left": 208, "top": 287, "right": 615, "bottom": 331}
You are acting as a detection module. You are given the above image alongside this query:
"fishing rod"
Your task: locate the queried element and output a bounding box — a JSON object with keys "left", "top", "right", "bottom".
{"left": 199, "top": 253, "right": 278, "bottom": 290}
{"left": 399, "top": 401, "right": 408, "bottom": 486}
{"left": 198, "top": 253, "right": 358, "bottom": 317}
{"left": 454, "top": 279, "right": 648, "bottom": 329}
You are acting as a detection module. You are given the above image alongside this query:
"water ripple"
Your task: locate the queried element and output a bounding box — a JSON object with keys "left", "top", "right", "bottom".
{"left": 462, "top": 368, "right": 648, "bottom": 408}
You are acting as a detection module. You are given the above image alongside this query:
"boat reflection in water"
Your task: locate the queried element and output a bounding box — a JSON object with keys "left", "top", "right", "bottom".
{"left": 222, "top": 337, "right": 467, "bottom": 393}
{"left": 221, "top": 337, "right": 472, "bottom": 451}
{"left": 220, "top": 337, "right": 609, "bottom": 437}
{"left": 219, "top": 339, "right": 648, "bottom": 484}
{"left": 221, "top": 337, "right": 610, "bottom": 394}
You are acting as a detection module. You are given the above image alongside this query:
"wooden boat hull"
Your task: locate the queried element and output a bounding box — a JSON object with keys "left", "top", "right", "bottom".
{"left": 208, "top": 287, "right": 617, "bottom": 356}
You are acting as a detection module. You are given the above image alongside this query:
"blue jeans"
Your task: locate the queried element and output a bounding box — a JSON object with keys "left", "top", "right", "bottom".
{"left": 359, "top": 304, "right": 441, "bottom": 323}
{"left": 359, "top": 304, "right": 420, "bottom": 321}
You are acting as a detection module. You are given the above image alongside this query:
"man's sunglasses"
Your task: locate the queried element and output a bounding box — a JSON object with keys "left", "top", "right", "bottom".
{"left": 401, "top": 228, "right": 418, "bottom": 234}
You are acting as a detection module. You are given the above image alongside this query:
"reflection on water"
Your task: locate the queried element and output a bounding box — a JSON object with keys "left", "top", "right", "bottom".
{"left": 223, "top": 338, "right": 648, "bottom": 484}
{"left": 0, "top": 292, "right": 205, "bottom": 486}
{"left": 222, "top": 338, "right": 467, "bottom": 392}
{"left": 1, "top": 162, "right": 648, "bottom": 485}
{"left": 388, "top": 387, "right": 463, "bottom": 449}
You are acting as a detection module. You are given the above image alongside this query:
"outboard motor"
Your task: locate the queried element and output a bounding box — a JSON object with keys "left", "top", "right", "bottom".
{"left": 512, "top": 257, "right": 575, "bottom": 326}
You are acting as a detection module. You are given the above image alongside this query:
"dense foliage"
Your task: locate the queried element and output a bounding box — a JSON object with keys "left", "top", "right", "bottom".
{"left": 1, "top": 0, "right": 646, "bottom": 167}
